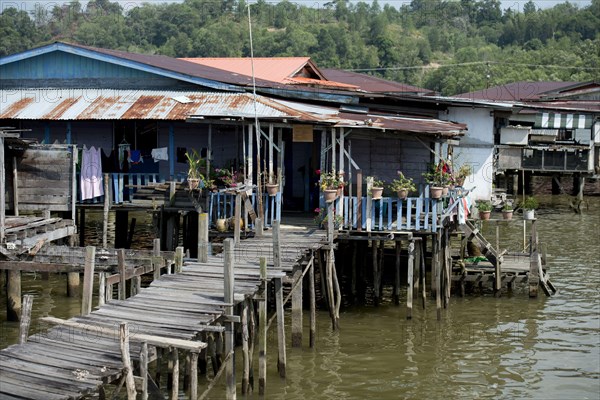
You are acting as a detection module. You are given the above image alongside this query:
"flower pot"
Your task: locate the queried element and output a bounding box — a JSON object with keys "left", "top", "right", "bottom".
{"left": 397, "top": 188, "right": 408, "bottom": 199}
{"left": 323, "top": 189, "right": 337, "bottom": 202}
{"left": 336, "top": 187, "right": 343, "bottom": 197}
{"left": 430, "top": 186, "right": 443, "bottom": 199}
{"left": 523, "top": 209, "right": 535, "bottom": 220}
{"left": 442, "top": 186, "right": 449, "bottom": 196}
{"left": 265, "top": 184, "right": 279, "bottom": 196}
{"left": 371, "top": 187, "right": 384, "bottom": 200}
{"left": 216, "top": 218, "right": 228, "bottom": 232}
{"left": 502, "top": 210, "right": 513, "bottom": 220}
{"left": 188, "top": 178, "right": 200, "bottom": 190}
{"left": 479, "top": 210, "right": 491, "bottom": 220}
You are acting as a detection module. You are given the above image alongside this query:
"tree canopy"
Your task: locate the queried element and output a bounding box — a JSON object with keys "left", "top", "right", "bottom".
{"left": 1, "top": 0, "right": 598, "bottom": 95}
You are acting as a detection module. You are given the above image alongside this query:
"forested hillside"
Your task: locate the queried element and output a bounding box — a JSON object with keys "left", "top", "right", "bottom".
{"left": 1, "top": 0, "right": 598, "bottom": 95}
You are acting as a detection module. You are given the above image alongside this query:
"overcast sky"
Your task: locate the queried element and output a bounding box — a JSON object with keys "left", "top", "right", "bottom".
{"left": 1, "top": 0, "right": 593, "bottom": 13}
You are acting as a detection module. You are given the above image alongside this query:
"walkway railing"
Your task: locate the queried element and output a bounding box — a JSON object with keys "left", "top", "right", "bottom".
{"left": 208, "top": 190, "right": 281, "bottom": 228}
{"left": 76, "top": 172, "right": 163, "bottom": 204}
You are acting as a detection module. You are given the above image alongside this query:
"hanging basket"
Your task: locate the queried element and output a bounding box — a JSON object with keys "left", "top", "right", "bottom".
{"left": 323, "top": 189, "right": 337, "bottom": 202}
{"left": 265, "top": 184, "right": 279, "bottom": 196}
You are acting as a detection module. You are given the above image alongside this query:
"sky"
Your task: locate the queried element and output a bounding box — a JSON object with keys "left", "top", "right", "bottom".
{"left": 0, "top": 0, "right": 593, "bottom": 14}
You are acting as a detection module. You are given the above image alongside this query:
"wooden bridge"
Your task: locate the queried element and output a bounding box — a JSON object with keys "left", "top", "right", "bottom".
{"left": 0, "top": 218, "right": 327, "bottom": 399}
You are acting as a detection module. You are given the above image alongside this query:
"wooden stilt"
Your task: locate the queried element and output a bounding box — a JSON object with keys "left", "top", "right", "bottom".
{"left": 223, "top": 239, "right": 236, "bottom": 399}
{"left": 118, "top": 249, "right": 126, "bottom": 301}
{"left": 291, "top": 263, "right": 303, "bottom": 347}
{"left": 81, "top": 246, "right": 95, "bottom": 316}
{"left": 407, "top": 241, "right": 415, "bottom": 319}
{"left": 198, "top": 333, "right": 207, "bottom": 376}
{"left": 434, "top": 232, "right": 442, "bottom": 321}
{"left": 495, "top": 224, "right": 502, "bottom": 297}
{"left": 242, "top": 300, "right": 250, "bottom": 395}
{"left": 153, "top": 239, "right": 161, "bottom": 281}
{"left": 106, "top": 273, "right": 113, "bottom": 303}
{"left": 198, "top": 213, "right": 209, "bottom": 263}
{"left": 139, "top": 342, "right": 149, "bottom": 400}
{"left": 444, "top": 229, "right": 451, "bottom": 308}
{"left": 6, "top": 270, "right": 21, "bottom": 321}
{"left": 529, "top": 221, "right": 539, "bottom": 298}
{"left": 18, "top": 294, "right": 33, "bottom": 344}
{"left": 183, "top": 353, "right": 189, "bottom": 392}
{"left": 372, "top": 240, "right": 379, "bottom": 306}
{"left": 274, "top": 277, "right": 286, "bottom": 378}
{"left": 351, "top": 243, "right": 357, "bottom": 302}
{"left": 119, "top": 323, "right": 137, "bottom": 400}
{"left": 248, "top": 299, "right": 256, "bottom": 392}
{"left": 189, "top": 351, "right": 199, "bottom": 400}
{"left": 66, "top": 272, "right": 80, "bottom": 298}
{"left": 170, "top": 348, "right": 179, "bottom": 400}
{"left": 317, "top": 249, "right": 329, "bottom": 308}
{"left": 419, "top": 240, "right": 426, "bottom": 309}
{"left": 393, "top": 241, "right": 401, "bottom": 305}
{"left": 309, "top": 252, "right": 316, "bottom": 348}
{"left": 175, "top": 246, "right": 184, "bottom": 274}
{"left": 258, "top": 257, "right": 267, "bottom": 395}
{"left": 98, "top": 272, "right": 106, "bottom": 307}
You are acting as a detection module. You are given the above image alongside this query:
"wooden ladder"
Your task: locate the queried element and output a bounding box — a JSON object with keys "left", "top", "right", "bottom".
{"left": 460, "top": 220, "right": 500, "bottom": 267}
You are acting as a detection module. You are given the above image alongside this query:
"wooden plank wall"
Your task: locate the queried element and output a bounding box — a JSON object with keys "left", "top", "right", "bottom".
{"left": 13, "top": 146, "right": 75, "bottom": 212}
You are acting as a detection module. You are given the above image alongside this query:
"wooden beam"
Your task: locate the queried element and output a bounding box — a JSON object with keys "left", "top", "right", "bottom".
{"left": 81, "top": 246, "right": 96, "bottom": 316}
{"left": 120, "top": 323, "right": 138, "bottom": 400}
{"left": 223, "top": 238, "right": 236, "bottom": 399}
{"left": 18, "top": 294, "right": 33, "bottom": 344}
{"left": 258, "top": 257, "right": 267, "bottom": 395}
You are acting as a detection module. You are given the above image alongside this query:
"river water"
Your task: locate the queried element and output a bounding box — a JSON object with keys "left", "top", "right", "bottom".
{"left": 1, "top": 195, "right": 599, "bottom": 399}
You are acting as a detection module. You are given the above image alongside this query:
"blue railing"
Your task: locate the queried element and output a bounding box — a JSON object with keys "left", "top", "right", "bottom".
{"left": 208, "top": 190, "right": 281, "bottom": 228}
{"left": 77, "top": 172, "right": 163, "bottom": 204}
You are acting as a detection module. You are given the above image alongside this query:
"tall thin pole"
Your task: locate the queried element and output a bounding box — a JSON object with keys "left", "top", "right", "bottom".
{"left": 248, "top": 4, "right": 263, "bottom": 219}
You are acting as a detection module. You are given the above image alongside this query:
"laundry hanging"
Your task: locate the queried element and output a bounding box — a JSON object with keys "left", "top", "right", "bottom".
{"left": 151, "top": 147, "right": 168, "bottom": 162}
{"left": 80, "top": 146, "right": 104, "bottom": 201}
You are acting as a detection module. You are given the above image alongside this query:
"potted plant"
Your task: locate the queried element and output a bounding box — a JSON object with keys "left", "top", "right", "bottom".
{"left": 522, "top": 196, "right": 538, "bottom": 220}
{"left": 454, "top": 164, "right": 471, "bottom": 187}
{"left": 502, "top": 203, "right": 513, "bottom": 220}
{"left": 320, "top": 171, "right": 343, "bottom": 202}
{"left": 314, "top": 207, "right": 343, "bottom": 229}
{"left": 368, "top": 177, "right": 385, "bottom": 200}
{"left": 389, "top": 172, "right": 417, "bottom": 199}
{"left": 423, "top": 165, "right": 450, "bottom": 199}
{"left": 477, "top": 200, "right": 493, "bottom": 220}
{"left": 185, "top": 149, "right": 205, "bottom": 190}
{"left": 265, "top": 172, "right": 279, "bottom": 196}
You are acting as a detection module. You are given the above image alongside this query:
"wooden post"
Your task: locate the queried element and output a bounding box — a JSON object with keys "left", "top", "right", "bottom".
{"left": 175, "top": 246, "right": 184, "bottom": 273}
{"left": 171, "top": 348, "right": 179, "bottom": 400}
{"left": 119, "top": 323, "right": 137, "bottom": 400}
{"left": 79, "top": 208, "right": 86, "bottom": 247}
{"left": 366, "top": 176, "right": 373, "bottom": 232}
{"left": 407, "top": 241, "right": 415, "bottom": 320}
{"left": 102, "top": 173, "right": 110, "bottom": 248}
{"left": 255, "top": 217, "right": 263, "bottom": 237}
{"left": 444, "top": 229, "right": 451, "bottom": 308}
{"left": 418, "top": 240, "right": 426, "bottom": 309}
{"left": 372, "top": 240, "right": 379, "bottom": 306}
{"left": 234, "top": 193, "right": 241, "bottom": 245}
{"left": 118, "top": 248, "right": 126, "bottom": 301}
{"left": 140, "top": 342, "right": 149, "bottom": 400}
{"left": 0, "top": 136, "right": 5, "bottom": 243}
{"left": 258, "top": 257, "right": 267, "bottom": 395}
{"left": 153, "top": 238, "right": 161, "bottom": 281}
{"left": 495, "top": 223, "right": 502, "bottom": 296}
{"left": 434, "top": 232, "right": 442, "bottom": 321}
{"left": 273, "top": 220, "right": 281, "bottom": 270}
{"left": 12, "top": 156, "right": 19, "bottom": 216}
{"left": 198, "top": 213, "right": 209, "bottom": 263}
{"left": 529, "top": 221, "right": 539, "bottom": 298}
{"left": 393, "top": 241, "right": 401, "bottom": 305}
{"left": 223, "top": 238, "right": 236, "bottom": 399}
{"left": 106, "top": 273, "right": 113, "bottom": 303}
{"left": 189, "top": 351, "right": 199, "bottom": 400}
{"left": 309, "top": 253, "right": 316, "bottom": 348}
{"left": 81, "top": 246, "right": 96, "bottom": 316}
{"left": 291, "top": 262, "right": 303, "bottom": 348}
{"left": 67, "top": 272, "right": 80, "bottom": 298}
{"left": 98, "top": 272, "right": 106, "bottom": 307}
{"left": 18, "top": 294, "right": 33, "bottom": 344}
{"left": 242, "top": 300, "right": 250, "bottom": 395}
{"left": 356, "top": 169, "right": 363, "bottom": 231}
{"left": 275, "top": 277, "right": 286, "bottom": 378}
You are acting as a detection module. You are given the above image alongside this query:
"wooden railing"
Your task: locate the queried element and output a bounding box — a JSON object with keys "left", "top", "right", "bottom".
{"left": 208, "top": 190, "right": 281, "bottom": 228}
{"left": 76, "top": 172, "right": 162, "bottom": 204}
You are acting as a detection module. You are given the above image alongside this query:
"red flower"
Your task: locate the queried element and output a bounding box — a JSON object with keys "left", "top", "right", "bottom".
{"left": 315, "top": 169, "right": 321, "bottom": 175}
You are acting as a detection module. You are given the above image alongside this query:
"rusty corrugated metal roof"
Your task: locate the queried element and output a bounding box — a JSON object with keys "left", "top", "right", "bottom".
{"left": 0, "top": 90, "right": 294, "bottom": 120}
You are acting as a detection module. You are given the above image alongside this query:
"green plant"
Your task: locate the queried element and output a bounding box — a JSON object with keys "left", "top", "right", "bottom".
{"left": 320, "top": 171, "right": 343, "bottom": 191}
{"left": 502, "top": 203, "right": 513, "bottom": 211}
{"left": 185, "top": 149, "right": 203, "bottom": 180}
{"left": 454, "top": 164, "right": 471, "bottom": 185}
{"left": 477, "top": 201, "right": 493, "bottom": 212}
{"left": 423, "top": 163, "right": 451, "bottom": 186}
{"left": 314, "top": 207, "right": 343, "bottom": 229}
{"left": 522, "top": 196, "right": 538, "bottom": 210}
{"left": 389, "top": 172, "right": 417, "bottom": 193}
{"left": 371, "top": 177, "right": 385, "bottom": 188}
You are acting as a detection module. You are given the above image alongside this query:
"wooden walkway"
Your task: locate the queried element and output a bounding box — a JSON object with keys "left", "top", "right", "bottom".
{"left": 0, "top": 220, "right": 326, "bottom": 399}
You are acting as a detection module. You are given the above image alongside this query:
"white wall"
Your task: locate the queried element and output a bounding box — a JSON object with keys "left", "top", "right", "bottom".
{"left": 441, "top": 107, "right": 495, "bottom": 200}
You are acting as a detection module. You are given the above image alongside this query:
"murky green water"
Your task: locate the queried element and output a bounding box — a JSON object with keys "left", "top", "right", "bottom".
{"left": 2, "top": 196, "right": 599, "bottom": 399}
